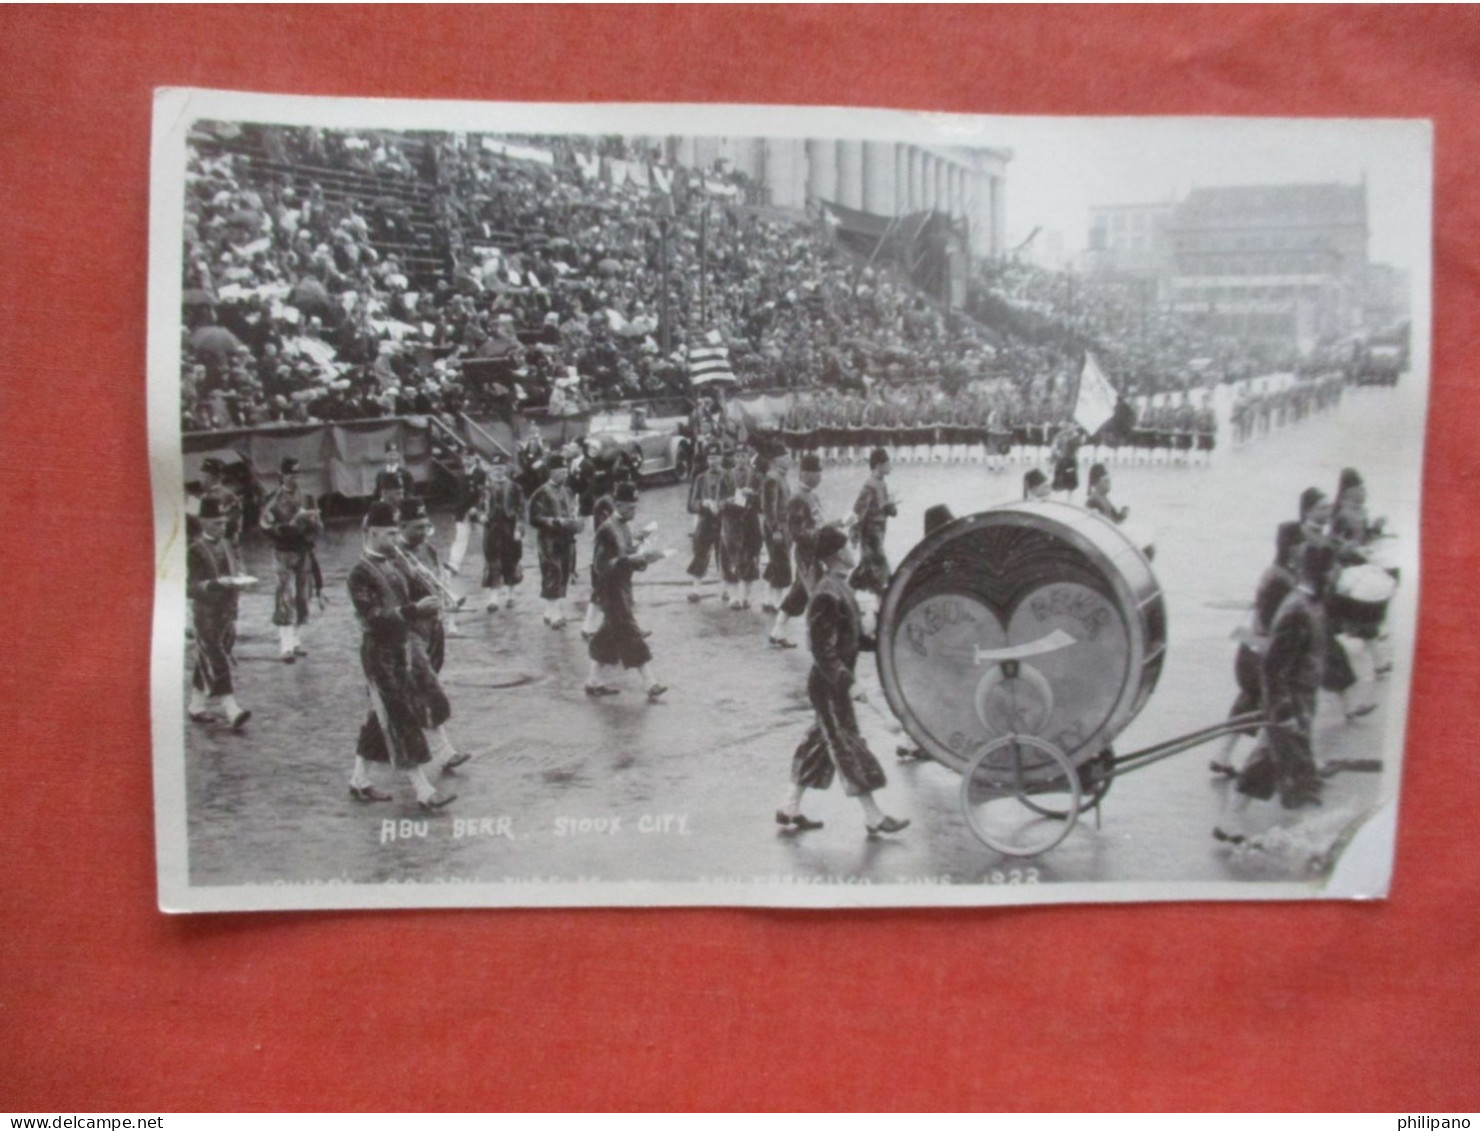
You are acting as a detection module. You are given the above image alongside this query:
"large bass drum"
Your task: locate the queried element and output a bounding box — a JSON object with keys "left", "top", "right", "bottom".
{"left": 877, "top": 501, "right": 1167, "bottom": 779}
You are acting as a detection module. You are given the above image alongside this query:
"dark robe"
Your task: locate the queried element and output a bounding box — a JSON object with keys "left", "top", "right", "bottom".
{"left": 791, "top": 573, "right": 888, "bottom": 796}
{"left": 1237, "top": 586, "right": 1325, "bottom": 803}
{"left": 588, "top": 515, "right": 653, "bottom": 669}
{"left": 347, "top": 553, "right": 435, "bottom": 769}
{"left": 685, "top": 467, "right": 725, "bottom": 581}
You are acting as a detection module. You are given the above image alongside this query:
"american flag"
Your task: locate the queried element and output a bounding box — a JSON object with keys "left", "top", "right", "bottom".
{"left": 687, "top": 329, "right": 736, "bottom": 386}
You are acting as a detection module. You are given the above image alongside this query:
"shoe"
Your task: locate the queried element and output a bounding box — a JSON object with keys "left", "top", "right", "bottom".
{"left": 896, "top": 746, "right": 928, "bottom": 762}
{"left": 189, "top": 710, "right": 215, "bottom": 724}
{"left": 741, "top": 600, "right": 752, "bottom": 610}
{"left": 445, "top": 625, "right": 464, "bottom": 638}
{"left": 293, "top": 645, "right": 309, "bottom": 656}
{"left": 729, "top": 599, "right": 744, "bottom": 610}
{"left": 419, "top": 792, "right": 458, "bottom": 813}
{"left": 1209, "top": 761, "right": 1238, "bottom": 779}
{"left": 349, "top": 784, "right": 393, "bottom": 803}
{"left": 504, "top": 597, "right": 515, "bottom": 609}
{"left": 228, "top": 709, "right": 252, "bottom": 731}
{"left": 768, "top": 636, "right": 797, "bottom": 650}
{"left": 646, "top": 683, "right": 669, "bottom": 701}
{"left": 486, "top": 601, "right": 500, "bottom": 612}
{"left": 281, "top": 653, "right": 295, "bottom": 665}
{"left": 584, "top": 684, "right": 610, "bottom": 698}
{"left": 1212, "top": 826, "right": 1246, "bottom": 845}
{"left": 440, "top": 752, "right": 471, "bottom": 774}
{"left": 761, "top": 602, "right": 777, "bottom": 613}
{"left": 1375, "top": 663, "right": 1393, "bottom": 678}
{"left": 687, "top": 591, "right": 702, "bottom": 603}
{"left": 866, "top": 816, "right": 910, "bottom": 836}
{"left": 1345, "top": 704, "right": 1377, "bottom": 722}
{"left": 551, "top": 617, "right": 567, "bottom": 629}
{"left": 790, "top": 813, "right": 823, "bottom": 831}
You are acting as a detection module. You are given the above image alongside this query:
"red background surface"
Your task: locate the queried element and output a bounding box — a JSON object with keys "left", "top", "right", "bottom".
{"left": 2, "top": 5, "right": 1478, "bottom": 1112}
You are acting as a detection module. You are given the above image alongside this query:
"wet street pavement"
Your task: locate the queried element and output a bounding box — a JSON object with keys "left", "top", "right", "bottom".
{"left": 183, "top": 385, "right": 1418, "bottom": 901}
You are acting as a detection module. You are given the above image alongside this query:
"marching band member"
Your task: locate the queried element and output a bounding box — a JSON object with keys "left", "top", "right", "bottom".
{"left": 1049, "top": 423, "right": 1083, "bottom": 500}
{"left": 760, "top": 451, "right": 794, "bottom": 614}
{"left": 345, "top": 501, "right": 457, "bottom": 812}
{"left": 719, "top": 446, "right": 765, "bottom": 610}
{"left": 187, "top": 496, "right": 251, "bottom": 730}
{"left": 685, "top": 441, "right": 726, "bottom": 604}
{"left": 768, "top": 452, "right": 828, "bottom": 649}
{"left": 584, "top": 481, "right": 668, "bottom": 700}
{"left": 198, "top": 457, "right": 242, "bottom": 543}
{"left": 777, "top": 526, "right": 909, "bottom": 837}
{"left": 527, "top": 452, "right": 584, "bottom": 628}
{"left": 1210, "top": 521, "right": 1302, "bottom": 778}
{"left": 481, "top": 454, "right": 525, "bottom": 612}
{"left": 580, "top": 475, "right": 619, "bottom": 641}
{"left": 447, "top": 450, "right": 489, "bottom": 579}
{"left": 1214, "top": 540, "right": 1335, "bottom": 843}
{"left": 397, "top": 498, "right": 466, "bottom": 773}
{"left": 372, "top": 440, "right": 416, "bottom": 503}
{"left": 849, "top": 447, "right": 896, "bottom": 600}
{"left": 260, "top": 456, "right": 322, "bottom": 663}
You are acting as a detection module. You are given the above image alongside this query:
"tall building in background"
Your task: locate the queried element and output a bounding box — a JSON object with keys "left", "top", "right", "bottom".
{"left": 1163, "top": 182, "right": 1371, "bottom": 352}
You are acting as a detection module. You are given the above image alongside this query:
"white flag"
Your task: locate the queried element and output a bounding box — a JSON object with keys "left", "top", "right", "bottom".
{"left": 1074, "top": 353, "right": 1118, "bottom": 436}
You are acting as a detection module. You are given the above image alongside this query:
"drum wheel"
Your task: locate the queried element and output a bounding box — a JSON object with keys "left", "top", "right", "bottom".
{"left": 960, "top": 735, "right": 1082, "bottom": 857}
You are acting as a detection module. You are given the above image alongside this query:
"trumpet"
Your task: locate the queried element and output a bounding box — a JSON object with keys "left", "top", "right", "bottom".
{"left": 389, "top": 540, "right": 466, "bottom": 610}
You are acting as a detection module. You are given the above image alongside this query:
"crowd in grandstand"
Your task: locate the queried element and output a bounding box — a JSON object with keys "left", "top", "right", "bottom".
{"left": 179, "top": 124, "right": 1338, "bottom": 439}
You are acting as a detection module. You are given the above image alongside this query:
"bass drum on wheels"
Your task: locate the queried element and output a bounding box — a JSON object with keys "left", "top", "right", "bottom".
{"left": 877, "top": 501, "right": 1167, "bottom": 779}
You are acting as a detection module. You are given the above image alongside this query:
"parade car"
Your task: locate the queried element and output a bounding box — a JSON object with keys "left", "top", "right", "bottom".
{"left": 584, "top": 403, "right": 693, "bottom": 482}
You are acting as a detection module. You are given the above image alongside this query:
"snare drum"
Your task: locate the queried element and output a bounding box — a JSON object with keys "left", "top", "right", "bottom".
{"left": 1330, "top": 562, "right": 1398, "bottom": 639}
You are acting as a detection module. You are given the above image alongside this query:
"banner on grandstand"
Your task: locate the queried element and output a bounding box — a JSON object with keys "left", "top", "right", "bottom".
{"left": 687, "top": 330, "right": 736, "bottom": 386}
{"left": 1073, "top": 352, "right": 1119, "bottom": 436}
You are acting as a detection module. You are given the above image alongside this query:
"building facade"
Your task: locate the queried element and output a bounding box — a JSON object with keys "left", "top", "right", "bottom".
{"left": 663, "top": 136, "right": 1012, "bottom": 259}
{"left": 1162, "top": 182, "right": 1370, "bottom": 352}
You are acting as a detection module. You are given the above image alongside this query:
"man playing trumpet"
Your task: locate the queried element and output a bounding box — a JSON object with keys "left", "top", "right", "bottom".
{"left": 260, "top": 456, "right": 322, "bottom": 663}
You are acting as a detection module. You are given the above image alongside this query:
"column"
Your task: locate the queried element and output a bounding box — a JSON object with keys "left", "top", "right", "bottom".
{"left": 805, "top": 139, "right": 838, "bottom": 206}
{"left": 907, "top": 147, "right": 923, "bottom": 213}
{"left": 836, "top": 139, "right": 864, "bottom": 209}
{"left": 862, "top": 140, "right": 895, "bottom": 215}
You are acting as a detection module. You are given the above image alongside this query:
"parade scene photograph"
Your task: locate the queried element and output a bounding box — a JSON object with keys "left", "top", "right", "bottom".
{"left": 148, "top": 91, "right": 1430, "bottom": 910}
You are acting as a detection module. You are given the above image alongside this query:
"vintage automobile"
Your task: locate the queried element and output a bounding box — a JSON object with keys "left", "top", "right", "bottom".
{"left": 584, "top": 402, "right": 694, "bottom": 482}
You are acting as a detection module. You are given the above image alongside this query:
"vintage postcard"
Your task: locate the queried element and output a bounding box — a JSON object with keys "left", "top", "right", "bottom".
{"left": 149, "top": 89, "right": 1430, "bottom": 910}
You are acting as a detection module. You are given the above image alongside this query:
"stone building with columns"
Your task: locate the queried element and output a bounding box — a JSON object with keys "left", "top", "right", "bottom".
{"left": 657, "top": 136, "right": 1011, "bottom": 260}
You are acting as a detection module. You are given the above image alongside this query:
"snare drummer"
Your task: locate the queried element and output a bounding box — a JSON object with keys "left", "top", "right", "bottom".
{"left": 260, "top": 457, "right": 322, "bottom": 663}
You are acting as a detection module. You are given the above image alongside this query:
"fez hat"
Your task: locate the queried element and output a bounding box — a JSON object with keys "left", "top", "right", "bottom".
{"left": 1089, "top": 462, "right": 1109, "bottom": 485}
{"left": 385, "top": 440, "right": 401, "bottom": 454}
{"left": 366, "top": 500, "right": 399, "bottom": 528}
{"left": 869, "top": 447, "right": 891, "bottom": 469}
{"left": 815, "top": 525, "right": 849, "bottom": 562}
{"left": 799, "top": 453, "right": 822, "bottom": 473}
{"left": 615, "top": 481, "right": 639, "bottom": 504}
{"left": 923, "top": 504, "right": 955, "bottom": 537}
{"left": 399, "top": 498, "right": 429, "bottom": 524}
{"left": 1023, "top": 468, "right": 1048, "bottom": 494}
{"left": 545, "top": 453, "right": 566, "bottom": 470}
{"left": 1299, "top": 486, "right": 1327, "bottom": 519}
{"left": 280, "top": 457, "right": 300, "bottom": 476}
{"left": 198, "top": 496, "right": 228, "bottom": 520}
{"left": 200, "top": 457, "right": 225, "bottom": 475}
{"left": 1338, "top": 467, "right": 1364, "bottom": 494}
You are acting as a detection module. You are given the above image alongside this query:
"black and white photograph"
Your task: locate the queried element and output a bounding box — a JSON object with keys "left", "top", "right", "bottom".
{"left": 148, "top": 89, "right": 1430, "bottom": 911}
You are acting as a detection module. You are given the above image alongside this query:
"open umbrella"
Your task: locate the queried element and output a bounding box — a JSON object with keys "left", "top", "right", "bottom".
{"left": 596, "top": 258, "right": 623, "bottom": 277}
{"left": 183, "top": 288, "right": 217, "bottom": 309}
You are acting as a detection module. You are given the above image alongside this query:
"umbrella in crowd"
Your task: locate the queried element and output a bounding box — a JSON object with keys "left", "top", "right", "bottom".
{"left": 288, "top": 277, "right": 335, "bottom": 321}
